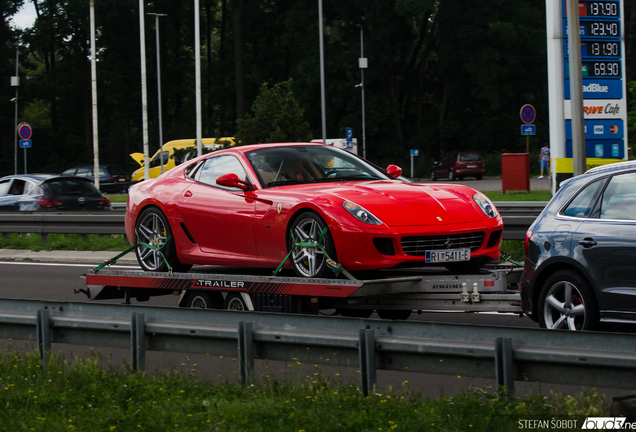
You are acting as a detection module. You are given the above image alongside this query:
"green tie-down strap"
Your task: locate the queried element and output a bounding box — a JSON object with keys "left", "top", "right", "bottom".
{"left": 91, "top": 229, "right": 173, "bottom": 274}
{"left": 500, "top": 252, "right": 524, "bottom": 268}
{"left": 273, "top": 226, "right": 356, "bottom": 280}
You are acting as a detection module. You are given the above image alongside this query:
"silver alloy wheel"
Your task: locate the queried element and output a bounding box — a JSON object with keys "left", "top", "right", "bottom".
{"left": 291, "top": 217, "right": 326, "bottom": 277}
{"left": 448, "top": 170, "right": 454, "bottom": 181}
{"left": 136, "top": 212, "right": 168, "bottom": 271}
{"left": 226, "top": 295, "right": 246, "bottom": 310}
{"left": 542, "top": 280, "right": 587, "bottom": 330}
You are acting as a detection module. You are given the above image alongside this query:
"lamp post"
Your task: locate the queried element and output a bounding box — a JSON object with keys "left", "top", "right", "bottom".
{"left": 356, "top": 24, "right": 366, "bottom": 159}
{"left": 139, "top": 0, "right": 150, "bottom": 181}
{"left": 90, "top": 0, "right": 100, "bottom": 189}
{"left": 12, "top": 46, "right": 19, "bottom": 175}
{"left": 318, "top": 0, "right": 326, "bottom": 145}
{"left": 147, "top": 13, "right": 167, "bottom": 174}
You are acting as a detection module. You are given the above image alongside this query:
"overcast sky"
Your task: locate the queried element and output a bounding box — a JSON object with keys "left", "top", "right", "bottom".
{"left": 11, "top": 1, "right": 37, "bottom": 29}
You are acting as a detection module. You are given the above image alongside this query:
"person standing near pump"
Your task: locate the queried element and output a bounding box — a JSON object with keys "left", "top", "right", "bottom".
{"left": 538, "top": 143, "right": 550, "bottom": 179}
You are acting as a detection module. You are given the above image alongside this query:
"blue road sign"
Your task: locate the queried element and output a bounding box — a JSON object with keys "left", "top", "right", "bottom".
{"left": 410, "top": 149, "right": 419, "bottom": 156}
{"left": 521, "top": 125, "right": 536, "bottom": 135}
{"left": 346, "top": 128, "right": 353, "bottom": 142}
{"left": 18, "top": 124, "right": 32, "bottom": 140}
{"left": 19, "top": 139, "right": 32, "bottom": 148}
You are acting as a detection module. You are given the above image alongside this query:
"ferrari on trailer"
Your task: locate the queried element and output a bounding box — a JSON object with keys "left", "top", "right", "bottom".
{"left": 125, "top": 143, "right": 503, "bottom": 278}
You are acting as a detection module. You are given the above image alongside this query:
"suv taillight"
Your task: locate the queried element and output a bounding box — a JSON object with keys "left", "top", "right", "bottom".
{"left": 37, "top": 197, "right": 62, "bottom": 208}
{"left": 524, "top": 229, "right": 534, "bottom": 255}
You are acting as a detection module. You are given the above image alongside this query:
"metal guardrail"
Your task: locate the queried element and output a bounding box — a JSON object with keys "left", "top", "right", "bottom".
{"left": 1, "top": 298, "right": 635, "bottom": 396}
{"left": 0, "top": 202, "right": 546, "bottom": 241}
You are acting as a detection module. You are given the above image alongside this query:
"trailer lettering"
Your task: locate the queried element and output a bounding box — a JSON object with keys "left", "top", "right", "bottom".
{"left": 431, "top": 284, "right": 462, "bottom": 290}
{"left": 195, "top": 280, "right": 245, "bottom": 288}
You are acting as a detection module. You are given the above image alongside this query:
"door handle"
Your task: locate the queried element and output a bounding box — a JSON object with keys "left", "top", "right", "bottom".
{"left": 579, "top": 238, "right": 597, "bottom": 248}
{"left": 184, "top": 190, "right": 193, "bottom": 198}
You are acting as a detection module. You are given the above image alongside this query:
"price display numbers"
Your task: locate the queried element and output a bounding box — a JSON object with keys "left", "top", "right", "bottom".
{"left": 586, "top": 1, "right": 619, "bottom": 16}
{"left": 583, "top": 61, "right": 621, "bottom": 77}
{"left": 585, "top": 41, "right": 620, "bottom": 57}
{"left": 586, "top": 20, "right": 619, "bottom": 36}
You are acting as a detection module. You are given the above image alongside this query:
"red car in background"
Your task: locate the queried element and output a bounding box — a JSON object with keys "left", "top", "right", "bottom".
{"left": 431, "top": 151, "right": 485, "bottom": 181}
{"left": 125, "top": 143, "right": 502, "bottom": 278}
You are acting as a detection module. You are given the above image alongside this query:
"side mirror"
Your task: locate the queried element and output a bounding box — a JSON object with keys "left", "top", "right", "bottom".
{"left": 216, "top": 173, "right": 250, "bottom": 191}
{"left": 386, "top": 165, "right": 403, "bottom": 178}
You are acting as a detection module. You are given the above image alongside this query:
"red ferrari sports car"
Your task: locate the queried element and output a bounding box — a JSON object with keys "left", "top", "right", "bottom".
{"left": 125, "top": 143, "right": 503, "bottom": 277}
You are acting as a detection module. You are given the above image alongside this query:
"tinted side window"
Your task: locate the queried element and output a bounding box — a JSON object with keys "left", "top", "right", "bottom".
{"left": 75, "top": 168, "right": 91, "bottom": 177}
{"left": 196, "top": 155, "right": 248, "bottom": 189}
{"left": 562, "top": 179, "right": 603, "bottom": 218}
{"left": 8, "top": 180, "right": 26, "bottom": 195}
{"left": 600, "top": 172, "right": 636, "bottom": 221}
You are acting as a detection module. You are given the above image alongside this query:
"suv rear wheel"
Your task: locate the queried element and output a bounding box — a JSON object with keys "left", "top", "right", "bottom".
{"left": 538, "top": 269, "right": 598, "bottom": 331}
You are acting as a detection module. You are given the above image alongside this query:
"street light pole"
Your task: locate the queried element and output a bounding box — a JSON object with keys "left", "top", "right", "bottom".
{"left": 194, "top": 0, "right": 202, "bottom": 156}
{"left": 318, "top": 0, "right": 327, "bottom": 145}
{"left": 139, "top": 0, "right": 150, "bottom": 181}
{"left": 147, "top": 13, "right": 167, "bottom": 174}
{"left": 356, "top": 24, "right": 367, "bottom": 159}
{"left": 90, "top": 0, "right": 100, "bottom": 189}
{"left": 12, "top": 47, "right": 19, "bottom": 175}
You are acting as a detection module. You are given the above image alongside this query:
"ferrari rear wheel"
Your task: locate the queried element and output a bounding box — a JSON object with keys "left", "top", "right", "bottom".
{"left": 289, "top": 211, "right": 336, "bottom": 278}
{"left": 134, "top": 207, "right": 192, "bottom": 273}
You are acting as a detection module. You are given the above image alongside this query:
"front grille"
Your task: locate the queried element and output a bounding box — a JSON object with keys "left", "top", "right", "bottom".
{"left": 401, "top": 232, "right": 485, "bottom": 256}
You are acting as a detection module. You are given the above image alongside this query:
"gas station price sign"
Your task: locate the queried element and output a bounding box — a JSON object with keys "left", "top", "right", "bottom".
{"left": 583, "top": 41, "right": 620, "bottom": 57}
{"left": 565, "top": 1, "right": 620, "bottom": 17}
{"left": 582, "top": 20, "right": 620, "bottom": 37}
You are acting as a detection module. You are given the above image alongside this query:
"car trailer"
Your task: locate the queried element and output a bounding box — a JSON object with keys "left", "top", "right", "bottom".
{"left": 81, "top": 264, "right": 523, "bottom": 319}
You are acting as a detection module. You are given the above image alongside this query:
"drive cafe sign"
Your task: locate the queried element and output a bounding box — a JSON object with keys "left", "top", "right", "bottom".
{"left": 563, "top": 99, "right": 625, "bottom": 119}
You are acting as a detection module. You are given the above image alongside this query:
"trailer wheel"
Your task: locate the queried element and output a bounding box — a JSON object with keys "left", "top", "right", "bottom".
{"left": 289, "top": 211, "right": 336, "bottom": 278}
{"left": 377, "top": 310, "right": 411, "bottom": 320}
{"left": 186, "top": 291, "right": 223, "bottom": 309}
{"left": 135, "top": 207, "right": 192, "bottom": 273}
{"left": 337, "top": 308, "right": 373, "bottom": 318}
{"left": 224, "top": 293, "right": 248, "bottom": 311}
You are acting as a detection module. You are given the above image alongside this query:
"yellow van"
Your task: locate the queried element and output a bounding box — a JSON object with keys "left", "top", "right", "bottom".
{"left": 130, "top": 137, "right": 235, "bottom": 182}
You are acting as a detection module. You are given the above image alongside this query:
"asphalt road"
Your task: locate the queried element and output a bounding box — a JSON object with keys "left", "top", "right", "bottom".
{"left": 2, "top": 260, "right": 629, "bottom": 400}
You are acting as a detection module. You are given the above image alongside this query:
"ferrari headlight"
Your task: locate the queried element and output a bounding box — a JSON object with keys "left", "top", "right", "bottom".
{"left": 473, "top": 192, "right": 498, "bottom": 218}
{"left": 342, "top": 201, "right": 383, "bottom": 225}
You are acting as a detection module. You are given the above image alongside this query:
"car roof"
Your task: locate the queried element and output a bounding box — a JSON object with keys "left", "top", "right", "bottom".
{"left": 585, "top": 160, "right": 636, "bottom": 175}
{"left": 0, "top": 174, "right": 56, "bottom": 183}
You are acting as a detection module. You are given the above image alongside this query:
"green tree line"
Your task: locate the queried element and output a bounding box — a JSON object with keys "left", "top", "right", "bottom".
{"left": 1, "top": 0, "right": 635, "bottom": 177}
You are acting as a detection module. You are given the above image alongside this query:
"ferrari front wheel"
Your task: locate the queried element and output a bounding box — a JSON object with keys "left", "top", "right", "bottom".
{"left": 289, "top": 211, "right": 336, "bottom": 278}
{"left": 134, "top": 207, "right": 192, "bottom": 273}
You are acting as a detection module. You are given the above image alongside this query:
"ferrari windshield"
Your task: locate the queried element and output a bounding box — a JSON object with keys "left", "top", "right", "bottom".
{"left": 246, "top": 145, "right": 390, "bottom": 188}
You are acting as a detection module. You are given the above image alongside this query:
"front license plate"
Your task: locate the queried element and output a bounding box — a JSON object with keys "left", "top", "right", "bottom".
{"left": 466, "top": 165, "right": 477, "bottom": 168}
{"left": 425, "top": 248, "right": 471, "bottom": 263}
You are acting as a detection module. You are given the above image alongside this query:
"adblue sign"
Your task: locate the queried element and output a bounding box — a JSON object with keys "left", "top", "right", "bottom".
{"left": 563, "top": 78, "right": 622, "bottom": 99}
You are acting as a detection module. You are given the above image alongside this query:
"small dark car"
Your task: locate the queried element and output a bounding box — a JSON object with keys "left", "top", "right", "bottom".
{"left": 0, "top": 174, "right": 111, "bottom": 211}
{"left": 61, "top": 165, "right": 130, "bottom": 193}
{"left": 431, "top": 152, "right": 485, "bottom": 181}
{"left": 520, "top": 161, "right": 636, "bottom": 331}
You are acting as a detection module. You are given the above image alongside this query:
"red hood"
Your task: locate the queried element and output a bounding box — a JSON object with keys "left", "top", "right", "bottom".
{"left": 271, "top": 181, "right": 485, "bottom": 227}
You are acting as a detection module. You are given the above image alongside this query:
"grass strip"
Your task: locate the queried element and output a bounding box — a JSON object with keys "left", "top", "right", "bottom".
{"left": 0, "top": 347, "right": 606, "bottom": 432}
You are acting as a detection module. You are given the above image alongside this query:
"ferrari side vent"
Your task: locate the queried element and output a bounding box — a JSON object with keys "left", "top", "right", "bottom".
{"left": 180, "top": 222, "right": 197, "bottom": 244}
{"left": 373, "top": 238, "right": 395, "bottom": 256}
{"left": 401, "top": 232, "right": 485, "bottom": 256}
{"left": 486, "top": 229, "right": 503, "bottom": 249}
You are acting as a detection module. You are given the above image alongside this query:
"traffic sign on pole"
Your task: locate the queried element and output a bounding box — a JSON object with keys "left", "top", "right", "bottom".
{"left": 19, "top": 139, "right": 32, "bottom": 148}
{"left": 520, "top": 105, "right": 536, "bottom": 124}
{"left": 17, "top": 122, "right": 32, "bottom": 140}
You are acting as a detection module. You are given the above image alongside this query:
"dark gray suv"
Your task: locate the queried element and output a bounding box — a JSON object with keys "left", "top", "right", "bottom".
{"left": 520, "top": 161, "right": 636, "bottom": 331}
